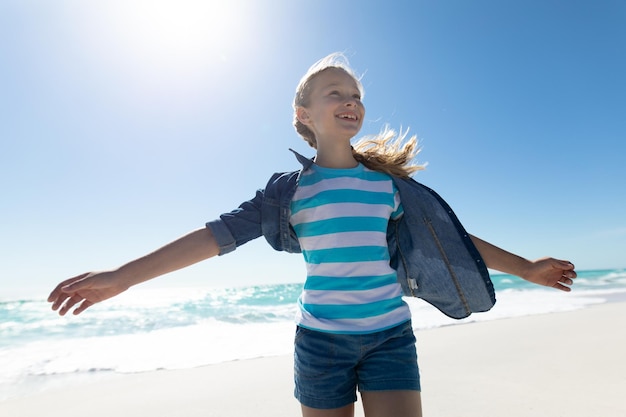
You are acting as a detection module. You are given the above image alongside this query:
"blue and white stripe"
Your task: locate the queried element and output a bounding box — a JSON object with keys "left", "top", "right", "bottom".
{"left": 290, "top": 163, "right": 411, "bottom": 334}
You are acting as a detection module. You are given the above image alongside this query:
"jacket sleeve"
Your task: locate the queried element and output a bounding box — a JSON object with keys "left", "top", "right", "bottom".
{"left": 205, "top": 189, "right": 265, "bottom": 256}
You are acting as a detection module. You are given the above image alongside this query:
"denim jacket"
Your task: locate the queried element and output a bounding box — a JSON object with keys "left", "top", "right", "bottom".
{"left": 206, "top": 150, "right": 496, "bottom": 319}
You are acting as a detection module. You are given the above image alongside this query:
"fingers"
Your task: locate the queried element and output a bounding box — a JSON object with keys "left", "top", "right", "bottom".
{"left": 61, "top": 273, "right": 93, "bottom": 293}
{"left": 57, "top": 294, "right": 81, "bottom": 316}
{"left": 73, "top": 300, "right": 94, "bottom": 315}
{"left": 553, "top": 282, "right": 572, "bottom": 292}
{"left": 550, "top": 273, "right": 572, "bottom": 292}
{"left": 52, "top": 294, "right": 94, "bottom": 316}
{"left": 47, "top": 274, "right": 86, "bottom": 302}
{"left": 552, "top": 258, "right": 576, "bottom": 273}
{"left": 557, "top": 260, "right": 577, "bottom": 282}
{"left": 552, "top": 262, "right": 576, "bottom": 292}
{"left": 48, "top": 273, "right": 91, "bottom": 315}
{"left": 50, "top": 293, "right": 71, "bottom": 313}
{"left": 56, "top": 294, "right": 95, "bottom": 316}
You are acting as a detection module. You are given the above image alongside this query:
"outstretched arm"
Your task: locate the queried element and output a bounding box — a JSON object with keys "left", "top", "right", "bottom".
{"left": 469, "top": 234, "right": 577, "bottom": 291}
{"left": 48, "top": 227, "right": 219, "bottom": 316}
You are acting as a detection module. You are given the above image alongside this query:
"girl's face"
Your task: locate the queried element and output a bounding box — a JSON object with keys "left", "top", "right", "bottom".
{"left": 296, "top": 68, "right": 365, "bottom": 146}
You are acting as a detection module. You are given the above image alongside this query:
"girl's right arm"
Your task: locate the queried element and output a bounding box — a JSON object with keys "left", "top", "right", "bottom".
{"left": 48, "top": 227, "right": 219, "bottom": 316}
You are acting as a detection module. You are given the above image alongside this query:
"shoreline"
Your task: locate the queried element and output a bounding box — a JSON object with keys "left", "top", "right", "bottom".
{"left": 2, "top": 302, "right": 625, "bottom": 416}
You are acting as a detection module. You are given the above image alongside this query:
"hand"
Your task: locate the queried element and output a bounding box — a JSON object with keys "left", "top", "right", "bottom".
{"left": 48, "top": 271, "right": 130, "bottom": 316}
{"left": 521, "top": 258, "right": 577, "bottom": 292}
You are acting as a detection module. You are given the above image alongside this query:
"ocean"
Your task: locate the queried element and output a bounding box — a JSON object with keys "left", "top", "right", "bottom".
{"left": 1, "top": 269, "right": 625, "bottom": 401}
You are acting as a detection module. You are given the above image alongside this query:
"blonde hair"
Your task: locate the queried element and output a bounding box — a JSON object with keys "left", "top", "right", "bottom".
{"left": 293, "top": 53, "right": 424, "bottom": 178}
{"left": 352, "top": 127, "right": 425, "bottom": 178}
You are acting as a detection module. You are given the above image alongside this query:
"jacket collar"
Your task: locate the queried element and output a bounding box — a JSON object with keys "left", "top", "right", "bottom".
{"left": 289, "top": 148, "right": 315, "bottom": 171}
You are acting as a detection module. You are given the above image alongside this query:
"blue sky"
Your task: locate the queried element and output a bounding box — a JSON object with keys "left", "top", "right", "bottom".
{"left": 1, "top": 0, "right": 625, "bottom": 298}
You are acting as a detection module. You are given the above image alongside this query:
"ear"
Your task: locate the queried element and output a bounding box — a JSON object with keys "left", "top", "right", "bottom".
{"left": 296, "top": 107, "right": 311, "bottom": 125}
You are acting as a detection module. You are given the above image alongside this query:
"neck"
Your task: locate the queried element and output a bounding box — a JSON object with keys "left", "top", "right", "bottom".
{"left": 314, "top": 143, "right": 358, "bottom": 169}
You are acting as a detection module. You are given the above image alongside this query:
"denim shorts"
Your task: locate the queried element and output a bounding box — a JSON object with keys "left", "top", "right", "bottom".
{"left": 293, "top": 320, "right": 420, "bottom": 409}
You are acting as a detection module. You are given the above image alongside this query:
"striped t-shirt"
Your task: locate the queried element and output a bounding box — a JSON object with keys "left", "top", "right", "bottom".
{"left": 290, "top": 162, "right": 411, "bottom": 334}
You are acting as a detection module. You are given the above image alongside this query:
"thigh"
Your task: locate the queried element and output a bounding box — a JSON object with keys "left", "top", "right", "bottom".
{"left": 361, "top": 390, "right": 422, "bottom": 417}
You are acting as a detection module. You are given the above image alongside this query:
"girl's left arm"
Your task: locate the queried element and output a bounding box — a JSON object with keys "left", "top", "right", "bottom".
{"left": 469, "top": 234, "right": 577, "bottom": 292}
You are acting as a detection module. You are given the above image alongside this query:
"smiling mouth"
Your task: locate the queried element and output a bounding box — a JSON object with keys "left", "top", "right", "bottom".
{"left": 337, "top": 112, "right": 358, "bottom": 121}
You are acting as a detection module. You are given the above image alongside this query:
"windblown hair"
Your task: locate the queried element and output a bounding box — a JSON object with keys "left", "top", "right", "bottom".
{"left": 293, "top": 53, "right": 424, "bottom": 178}
{"left": 352, "top": 127, "right": 425, "bottom": 178}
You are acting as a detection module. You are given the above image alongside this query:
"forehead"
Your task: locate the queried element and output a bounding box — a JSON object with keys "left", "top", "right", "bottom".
{"left": 310, "top": 67, "right": 360, "bottom": 91}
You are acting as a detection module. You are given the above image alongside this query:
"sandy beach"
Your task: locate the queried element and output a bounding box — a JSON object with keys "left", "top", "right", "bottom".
{"left": 2, "top": 302, "right": 624, "bottom": 417}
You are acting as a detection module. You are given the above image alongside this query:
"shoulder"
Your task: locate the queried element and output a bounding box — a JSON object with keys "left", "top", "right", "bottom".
{"left": 266, "top": 169, "right": 300, "bottom": 186}
{"left": 392, "top": 176, "right": 432, "bottom": 194}
{"left": 261, "top": 169, "right": 300, "bottom": 198}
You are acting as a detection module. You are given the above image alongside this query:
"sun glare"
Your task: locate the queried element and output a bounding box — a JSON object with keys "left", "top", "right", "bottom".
{"left": 92, "top": 0, "right": 254, "bottom": 93}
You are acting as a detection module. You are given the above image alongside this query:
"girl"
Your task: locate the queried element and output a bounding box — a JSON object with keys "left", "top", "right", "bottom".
{"left": 48, "top": 53, "right": 577, "bottom": 417}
